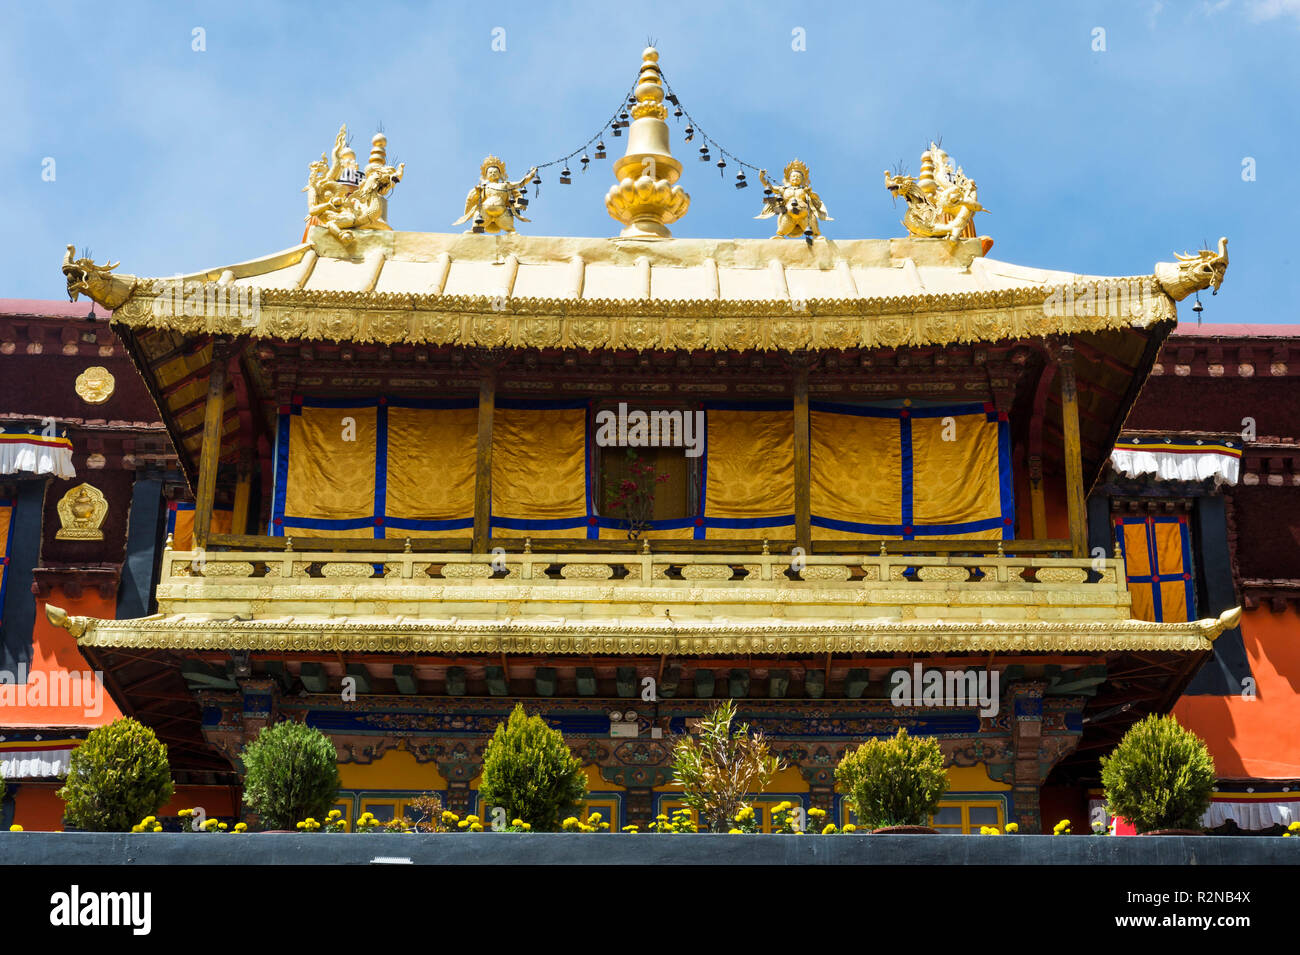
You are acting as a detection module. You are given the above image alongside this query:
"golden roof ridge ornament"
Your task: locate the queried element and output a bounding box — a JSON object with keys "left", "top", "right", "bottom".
{"left": 756, "top": 159, "right": 832, "bottom": 238}
{"left": 1154, "top": 237, "right": 1229, "bottom": 302}
{"left": 884, "top": 142, "right": 985, "bottom": 241}
{"left": 605, "top": 47, "right": 690, "bottom": 239}
{"left": 453, "top": 156, "right": 537, "bottom": 234}
{"left": 305, "top": 124, "right": 404, "bottom": 244}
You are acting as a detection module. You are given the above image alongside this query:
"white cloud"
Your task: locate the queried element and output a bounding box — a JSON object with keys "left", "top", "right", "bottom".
{"left": 1248, "top": 0, "right": 1300, "bottom": 22}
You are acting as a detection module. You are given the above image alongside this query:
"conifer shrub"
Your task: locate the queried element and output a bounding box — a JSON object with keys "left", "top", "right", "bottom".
{"left": 478, "top": 704, "right": 587, "bottom": 831}
{"left": 58, "top": 717, "right": 174, "bottom": 832}
{"left": 240, "top": 721, "right": 341, "bottom": 831}
{"left": 835, "top": 727, "right": 949, "bottom": 829}
{"left": 1100, "top": 714, "right": 1215, "bottom": 834}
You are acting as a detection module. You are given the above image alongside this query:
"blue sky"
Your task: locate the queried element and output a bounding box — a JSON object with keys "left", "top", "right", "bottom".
{"left": 3, "top": 0, "right": 1296, "bottom": 322}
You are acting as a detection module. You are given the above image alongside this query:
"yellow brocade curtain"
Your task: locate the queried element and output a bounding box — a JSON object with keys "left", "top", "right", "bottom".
{"left": 271, "top": 398, "right": 477, "bottom": 539}
{"left": 490, "top": 401, "right": 589, "bottom": 539}
{"left": 167, "top": 504, "right": 234, "bottom": 550}
{"left": 702, "top": 406, "right": 795, "bottom": 540}
{"left": 810, "top": 402, "right": 1013, "bottom": 541}
{"left": 1114, "top": 515, "right": 1194, "bottom": 622}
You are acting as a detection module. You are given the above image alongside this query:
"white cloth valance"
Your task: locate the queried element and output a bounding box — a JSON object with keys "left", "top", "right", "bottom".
{"left": 0, "top": 747, "right": 73, "bottom": 780}
{"left": 1110, "top": 439, "right": 1240, "bottom": 487}
{"left": 1090, "top": 796, "right": 1297, "bottom": 832}
{"left": 0, "top": 433, "right": 75, "bottom": 479}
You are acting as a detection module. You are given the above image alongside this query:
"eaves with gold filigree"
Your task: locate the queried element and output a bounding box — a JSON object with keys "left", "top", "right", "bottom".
{"left": 46, "top": 604, "right": 1240, "bottom": 655}
{"left": 102, "top": 277, "right": 1176, "bottom": 352}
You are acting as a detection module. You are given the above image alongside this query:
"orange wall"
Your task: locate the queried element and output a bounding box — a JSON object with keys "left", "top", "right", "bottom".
{"left": 4, "top": 592, "right": 124, "bottom": 728}
{"left": 1174, "top": 605, "right": 1300, "bottom": 778}
{"left": 12, "top": 783, "right": 66, "bottom": 831}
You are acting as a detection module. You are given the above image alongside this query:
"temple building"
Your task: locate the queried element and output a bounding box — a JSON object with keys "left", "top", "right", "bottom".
{"left": 35, "top": 47, "right": 1248, "bottom": 833}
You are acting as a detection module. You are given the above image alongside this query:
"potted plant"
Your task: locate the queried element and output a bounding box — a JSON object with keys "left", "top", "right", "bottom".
{"left": 57, "top": 717, "right": 174, "bottom": 832}
{"left": 1100, "top": 714, "right": 1215, "bottom": 835}
{"left": 669, "top": 700, "right": 783, "bottom": 832}
{"left": 835, "top": 727, "right": 949, "bottom": 833}
{"left": 605, "top": 449, "right": 671, "bottom": 540}
{"left": 239, "top": 720, "right": 341, "bottom": 832}
{"left": 478, "top": 704, "right": 587, "bottom": 831}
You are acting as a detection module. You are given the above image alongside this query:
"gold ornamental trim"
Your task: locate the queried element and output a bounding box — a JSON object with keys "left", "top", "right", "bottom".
{"left": 48, "top": 605, "right": 1240, "bottom": 655}
{"left": 111, "top": 276, "right": 1174, "bottom": 352}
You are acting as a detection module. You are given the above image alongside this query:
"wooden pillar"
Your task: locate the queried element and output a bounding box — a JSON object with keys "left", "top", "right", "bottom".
{"left": 1028, "top": 456, "right": 1047, "bottom": 540}
{"left": 792, "top": 362, "right": 811, "bottom": 554}
{"left": 472, "top": 368, "right": 497, "bottom": 553}
{"left": 230, "top": 457, "right": 253, "bottom": 536}
{"left": 193, "top": 341, "right": 231, "bottom": 550}
{"left": 1058, "top": 344, "right": 1088, "bottom": 558}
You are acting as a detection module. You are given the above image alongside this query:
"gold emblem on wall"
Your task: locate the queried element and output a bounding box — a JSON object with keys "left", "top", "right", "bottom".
{"left": 55, "top": 483, "right": 109, "bottom": 540}
{"left": 75, "top": 366, "right": 116, "bottom": 404}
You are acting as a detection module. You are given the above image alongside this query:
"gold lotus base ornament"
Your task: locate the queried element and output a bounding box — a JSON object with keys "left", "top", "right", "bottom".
{"left": 605, "top": 47, "right": 690, "bottom": 239}
{"left": 74, "top": 366, "right": 116, "bottom": 404}
{"left": 55, "top": 483, "right": 108, "bottom": 540}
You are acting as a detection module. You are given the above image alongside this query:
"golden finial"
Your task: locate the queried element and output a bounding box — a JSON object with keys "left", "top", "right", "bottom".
{"left": 523, "top": 537, "right": 532, "bottom": 554}
{"left": 284, "top": 536, "right": 294, "bottom": 552}
{"left": 403, "top": 537, "right": 412, "bottom": 553}
{"left": 642, "top": 538, "right": 651, "bottom": 554}
{"left": 605, "top": 47, "right": 690, "bottom": 239}
{"left": 879, "top": 541, "right": 888, "bottom": 556}
{"left": 996, "top": 541, "right": 1005, "bottom": 557}
{"left": 1113, "top": 539, "right": 1123, "bottom": 560}
{"left": 762, "top": 539, "right": 770, "bottom": 555}
{"left": 164, "top": 532, "right": 174, "bottom": 552}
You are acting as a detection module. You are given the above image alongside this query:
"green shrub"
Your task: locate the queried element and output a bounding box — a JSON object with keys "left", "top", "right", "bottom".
{"left": 479, "top": 704, "right": 587, "bottom": 832}
{"left": 58, "top": 717, "right": 174, "bottom": 831}
{"left": 835, "top": 728, "right": 949, "bottom": 829}
{"left": 240, "top": 721, "right": 341, "bottom": 830}
{"left": 1100, "top": 714, "right": 1215, "bottom": 833}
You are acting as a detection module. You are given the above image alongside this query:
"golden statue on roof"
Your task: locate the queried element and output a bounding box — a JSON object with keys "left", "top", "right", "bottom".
{"left": 756, "top": 160, "right": 832, "bottom": 238}
{"left": 453, "top": 156, "right": 537, "bottom": 234}
{"left": 884, "top": 142, "right": 985, "bottom": 240}
{"left": 305, "top": 124, "right": 404, "bottom": 243}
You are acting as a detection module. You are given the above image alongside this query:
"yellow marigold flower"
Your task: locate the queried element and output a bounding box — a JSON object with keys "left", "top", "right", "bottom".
{"left": 521, "top": 823, "right": 531, "bottom": 831}
{"left": 9, "top": 825, "right": 23, "bottom": 832}
{"left": 589, "top": 812, "right": 602, "bottom": 823}
{"left": 1005, "top": 823, "right": 1019, "bottom": 833}
{"left": 131, "top": 824, "right": 142, "bottom": 833}
{"left": 1289, "top": 821, "right": 1300, "bottom": 832}
{"left": 470, "top": 823, "right": 483, "bottom": 831}
{"left": 843, "top": 824, "right": 857, "bottom": 832}
{"left": 823, "top": 824, "right": 837, "bottom": 835}
{"left": 600, "top": 822, "right": 609, "bottom": 830}
{"left": 458, "top": 820, "right": 469, "bottom": 829}
{"left": 178, "top": 809, "right": 191, "bottom": 818}
{"left": 809, "top": 808, "right": 826, "bottom": 818}
{"left": 729, "top": 828, "right": 743, "bottom": 834}
{"left": 512, "top": 819, "right": 524, "bottom": 826}
{"left": 153, "top": 824, "right": 162, "bottom": 832}
{"left": 656, "top": 814, "right": 668, "bottom": 821}
{"left": 234, "top": 823, "right": 247, "bottom": 833}
{"left": 622, "top": 825, "right": 638, "bottom": 832}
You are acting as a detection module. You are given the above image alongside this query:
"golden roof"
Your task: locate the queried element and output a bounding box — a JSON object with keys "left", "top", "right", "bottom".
{"left": 93, "top": 229, "right": 1177, "bottom": 352}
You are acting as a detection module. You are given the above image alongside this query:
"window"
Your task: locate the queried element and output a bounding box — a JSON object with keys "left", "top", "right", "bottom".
{"left": 592, "top": 402, "right": 701, "bottom": 523}
{"left": 839, "top": 796, "right": 1006, "bottom": 833}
